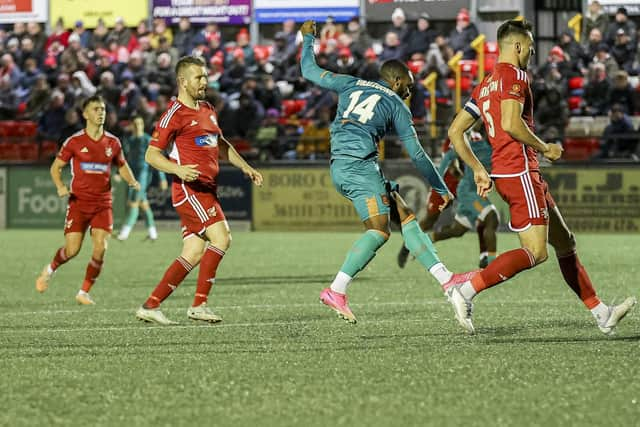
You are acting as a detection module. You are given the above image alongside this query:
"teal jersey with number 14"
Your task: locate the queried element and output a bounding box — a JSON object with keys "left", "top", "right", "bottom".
{"left": 300, "top": 33, "right": 448, "bottom": 195}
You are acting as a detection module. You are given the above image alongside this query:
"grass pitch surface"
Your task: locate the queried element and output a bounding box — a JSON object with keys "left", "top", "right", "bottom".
{"left": 1, "top": 230, "right": 638, "bottom": 427}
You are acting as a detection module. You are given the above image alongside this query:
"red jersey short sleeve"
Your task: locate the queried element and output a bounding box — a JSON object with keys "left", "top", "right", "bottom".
{"left": 151, "top": 100, "right": 182, "bottom": 150}
{"left": 112, "top": 138, "right": 126, "bottom": 167}
{"left": 57, "top": 135, "right": 77, "bottom": 163}
{"left": 500, "top": 66, "right": 528, "bottom": 104}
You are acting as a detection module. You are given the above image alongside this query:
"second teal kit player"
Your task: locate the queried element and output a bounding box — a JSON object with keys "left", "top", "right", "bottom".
{"left": 117, "top": 116, "right": 168, "bottom": 241}
{"left": 435, "top": 128, "right": 499, "bottom": 268}
{"left": 299, "top": 20, "right": 476, "bottom": 326}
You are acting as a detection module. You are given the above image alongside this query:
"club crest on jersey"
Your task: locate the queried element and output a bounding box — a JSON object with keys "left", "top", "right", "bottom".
{"left": 207, "top": 206, "right": 217, "bottom": 217}
{"left": 195, "top": 134, "right": 218, "bottom": 147}
{"left": 210, "top": 114, "right": 218, "bottom": 125}
{"left": 509, "top": 83, "right": 522, "bottom": 96}
{"left": 105, "top": 147, "right": 112, "bottom": 157}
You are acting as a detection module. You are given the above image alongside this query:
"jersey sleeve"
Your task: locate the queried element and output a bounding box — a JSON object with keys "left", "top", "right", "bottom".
{"left": 57, "top": 137, "right": 74, "bottom": 163}
{"left": 112, "top": 138, "right": 126, "bottom": 167}
{"left": 463, "top": 84, "right": 481, "bottom": 120}
{"left": 393, "top": 103, "right": 449, "bottom": 196}
{"left": 300, "top": 34, "right": 357, "bottom": 92}
{"left": 151, "top": 106, "right": 180, "bottom": 150}
{"left": 500, "top": 67, "right": 528, "bottom": 104}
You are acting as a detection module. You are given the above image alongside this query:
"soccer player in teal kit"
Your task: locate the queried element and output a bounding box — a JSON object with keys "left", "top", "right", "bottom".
{"left": 300, "top": 21, "right": 476, "bottom": 325}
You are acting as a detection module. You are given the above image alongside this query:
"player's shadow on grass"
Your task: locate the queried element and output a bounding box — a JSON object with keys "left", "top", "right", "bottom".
{"left": 485, "top": 334, "right": 640, "bottom": 344}
{"left": 477, "top": 319, "right": 640, "bottom": 342}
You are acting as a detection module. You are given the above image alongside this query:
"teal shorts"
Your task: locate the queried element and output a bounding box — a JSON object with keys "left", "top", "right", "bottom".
{"left": 454, "top": 176, "right": 497, "bottom": 229}
{"left": 127, "top": 169, "right": 150, "bottom": 202}
{"left": 330, "top": 157, "right": 395, "bottom": 221}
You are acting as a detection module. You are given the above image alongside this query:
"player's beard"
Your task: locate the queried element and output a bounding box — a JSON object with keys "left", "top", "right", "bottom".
{"left": 190, "top": 85, "right": 206, "bottom": 100}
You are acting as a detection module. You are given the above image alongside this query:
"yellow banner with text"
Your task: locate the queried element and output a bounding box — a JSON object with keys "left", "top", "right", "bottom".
{"left": 252, "top": 168, "right": 361, "bottom": 231}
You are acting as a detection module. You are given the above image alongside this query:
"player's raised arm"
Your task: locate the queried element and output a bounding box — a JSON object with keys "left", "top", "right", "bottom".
{"left": 219, "top": 135, "right": 263, "bottom": 186}
{"left": 299, "top": 20, "right": 354, "bottom": 92}
{"left": 501, "top": 99, "right": 562, "bottom": 160}
{"left": 448, "top": 108, "right": 491, "bottom": 198}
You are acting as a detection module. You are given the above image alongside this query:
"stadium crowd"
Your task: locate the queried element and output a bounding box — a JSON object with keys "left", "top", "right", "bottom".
{"left": 0, "top": 1, "right": 638, "bottom": 162}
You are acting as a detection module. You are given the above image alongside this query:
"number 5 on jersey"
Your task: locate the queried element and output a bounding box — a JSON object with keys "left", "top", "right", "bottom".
{"left": 482, "top": 100, "right": 496, "bottom": 137}
{"left": 343, "top": 90, "right": 381, "bottom": 124}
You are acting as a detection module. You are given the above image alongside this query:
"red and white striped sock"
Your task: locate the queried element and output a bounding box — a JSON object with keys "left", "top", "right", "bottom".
{"left": 50, "top": 247, "right": 70, "bottom": 273}
{"left": 193, "top": 245, "right": 225, "bottom": 307}
{"left": 81, "top": 257, "right": 104, "bottom": 292}
{"left": 145, "top": 257, "right": 194, "bottom": 309}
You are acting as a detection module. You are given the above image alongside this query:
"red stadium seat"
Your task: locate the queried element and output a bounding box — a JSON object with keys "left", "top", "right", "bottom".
{"left": 407, "top": 60, "right": 425, "bottom": 75}
{"left": 460, "top": 76, "right": 472, "bottom": 92}
{"left": 40, "top": 140, "right": 59, "bottom": 159}
{"left": 459, "top": 59, "right": 478, "bottom": 78}
{"left": 445, "top": 77, "right": 472, "bottom": 92}
{"left": 0, "top": 143, "right": 21, "bottom": 160}
{"left": 282, "top": 99, "right": 306, "bottom": 116}
{"left": 568, "top": 77, "right": 584, "bottom": 90}
{"left": 15, "top": 121, "right": 38, "bottom": 137}
{"left": 19, "top": 142, "right": 39, "bottom": 161}
{"left": 282, "top": 99, "right": 298, "bottom": 116}
{"left": 295, "top": 99, "right": 307, "bottom": 113}
{"left": 445, "top": 78, "right": 455, "bottom": 90}
{"left": 230, "top": 138, "right": 258, "bottom": 158}
{"left": 0, "top": 121, "right": 20, "bottom": 137}
{"left": 484, "top": 54, "right": 497, "bottom": 73}
{"left": 563, "top": 137, "right": 601, "bottom": 160}
{"left": 568, "top": 96, "right": 583, "bottom": 110}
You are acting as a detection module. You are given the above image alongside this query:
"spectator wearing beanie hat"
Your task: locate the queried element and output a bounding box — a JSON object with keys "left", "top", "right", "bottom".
{"left": 389, "top": 8, "right": 411, "bottom": 46}
{"left": 593, "top": 42, "right": 619, "bottom": 76}
{"left": 449, "top": 8, "right": 479, "bottom": 59}
{"left": 606, "top": 7, "right": 636, "bottom": 46}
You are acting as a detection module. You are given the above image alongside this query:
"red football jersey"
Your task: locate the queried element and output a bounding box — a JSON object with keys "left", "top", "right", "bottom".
{"left": 57, "top": 130, "right": 125, "bottom": 204}
{"left": 150, "top": 100, "right": 222, "bottom": 205}
{"left": 464, "top": 62, "right": 538, "bottom": 176}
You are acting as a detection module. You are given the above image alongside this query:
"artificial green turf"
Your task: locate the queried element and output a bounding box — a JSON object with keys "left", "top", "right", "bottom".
{"left": 1, "top": 230, "right": 638, "bottom": 427}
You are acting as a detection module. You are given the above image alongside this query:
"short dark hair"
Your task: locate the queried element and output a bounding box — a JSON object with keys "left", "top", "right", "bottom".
{"left": 497, "top": 18, "right": 533, "bottom": 43}
{"left": 379, "top": 59, "right": 410, "bottom": 82}
{"left": 175, "top": 55, "right": 206, "bottom": 76}
{"left": 82, "top": 94, "right": 105, "bottom": 110}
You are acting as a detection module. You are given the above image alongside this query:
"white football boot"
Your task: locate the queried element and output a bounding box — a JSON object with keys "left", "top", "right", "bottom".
{"left": 446, "top": 286, "right": 475, "bottom": 335}
{"left": 598, "top": 297, "right": 637, "bottom": 335}
{"left": 187, "top": 303, "right": 222, "bottom": 323}
{"left": 136, "top": 306, "right": 178, "bottom": 325}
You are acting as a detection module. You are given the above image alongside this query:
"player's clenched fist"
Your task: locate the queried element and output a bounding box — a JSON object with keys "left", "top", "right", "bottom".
{"left": 543, "top": 143, "right": 563, "bottom": 161}
{"left": 56, "top": 185, "right": 69, "bottom": 197}
{"left": 438, "top": 192, "right": 454, "bottom": 212}
{"left": 300, "top": 20, "right": 316, "bottom": 36}
{"left": 243, "top": 167, "right": 263, "bottom": 186}
{"left": 176, "top": 164, "right": 200, "bottom": 182}
{"left": 474, "top": 169, "right": 492, "bottom": 198}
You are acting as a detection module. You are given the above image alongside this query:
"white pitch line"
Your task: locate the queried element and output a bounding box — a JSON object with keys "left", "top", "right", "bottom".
{"left": 0, "top": 299, "right": 570, "bottom": 317}
{"left": 0, "top": 318, "right": 431, "bottom": 334}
